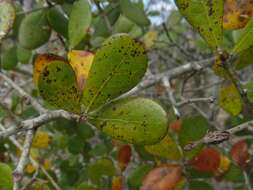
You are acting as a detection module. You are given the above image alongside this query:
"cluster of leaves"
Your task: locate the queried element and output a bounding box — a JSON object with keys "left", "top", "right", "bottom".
{"left": 1, "top": 0, "right": 253, "bottom": 189}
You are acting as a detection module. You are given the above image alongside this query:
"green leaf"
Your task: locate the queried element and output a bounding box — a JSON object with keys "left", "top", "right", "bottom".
{"left": 175, "top": 0, "right": 223, "bottom": 49}
{"left": 94, "top": 4, "right": 120, "bottom": 37}
{"left": 38, "top": 60, "right": 80, "bottom": 113}
{"left": 144, "top": 134, "right": 183, "bottom": 160}
{"left": 233, "top": 18, "right": 253, "bottom": 54}
{"left": 76, "top": 123, "right": 94, "bottom": 140}
{"left": 17, "top": 45, "right": 32, "bottom": 64}
{"left": 234, "top": 47, "right": 253, "bottom": 70}
{"left": 18, "top": 10, "right": 51, "bottom": 50}
{"left": 218, "top": 83, "right": 242, "bottom": 116}
{"left": 82, "top": 34, "right": 148, "bottom": 112}
{"left": 244, "top": 81, "right": 253, "bottom": 103}
{"left": 68, "top": 135, "right": 84, "bottom": 154}
{"left": 179, "top": 116, "right": 208, "bottom": 147}
{"left": 120, "top": 0, "right": 150, "bottom": 26}
{"left": 178, "top": 115, "right": 208, "bottom": 158}
{"left": 223, "top": 164, "right": 244, "bottom": 182}
{"left": 0, "top": 162, "right": 13, "bottom": 190}
{"left": 0, "top": 0, "right": 15, "bottom": 42}
{"left": 127, "top": 165, "right": 153, "bottom": 190}
{"left": 87, "top": 158, "right": 116, "bottom": 185}
{"left": 76, "top": 182, "right": 97, "bottom": 190}
{"left": 90, "top": 97, "right": 168, "bottom": 145}
{"left": 189, "top": 181, "right": 213, "bottom": 190}
{"left": 68, "top": 0, "right": 91, "bottom": 48}
{"left": 1, "top": 47, "right": 18, "bottom": 70}
{"left": 112, "top": 15, "right": 135, "bottom": 34}
{"left": 47, "top": 7, "right": 68, "bottom": 39}
{"left": 88, "top": 144, "right": 108, "bottom": 157}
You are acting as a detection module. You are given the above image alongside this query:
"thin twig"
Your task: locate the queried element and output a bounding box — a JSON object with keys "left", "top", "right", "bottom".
{"left": 13, "top": 129, "right": 36, "bottom": 189}
{"left": 0, "top": 72, "right": 46, "bottom": 114}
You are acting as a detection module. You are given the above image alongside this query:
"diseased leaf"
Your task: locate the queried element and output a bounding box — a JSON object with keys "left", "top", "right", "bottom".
{"left": 38, "top": 60, "right": 80, "bottom": 113}
{"left": 188, "top": 147, "right": 221, "bottom": 173}
{"left": 18, "top": 10, "right": 51, "bottom": 50}
{"left": 68, "top": 0, "right": 91, "bottom": 48}
{"left": 178, "top": 115, "right": 209, "bottom": 158}
{"left": 175, "top": 0, "right": 223, "bottom": 49}
{"left": 90, "top": 97, "right": 168, "bottom": 145}
{"left": 120, "top": 0, "right": 150, "bottom": 26}
{"left": 117, "top": 144, "right": 132, "bottom": 171}
{"left": 223, "top": 0, "right": 253, "bottom": 30}
{"left": 0, "top": 0, "right": 15, "bottom": 42}
{"left": 215, "top": 154, "right": 231, "bottom": 177}
{"left": 218, "top": 83, "right": 242, "bottom": 116}
{"left": 230, "top": 140, "right": 250, "bottom": 168}
{"left": 33, "top": 54, "right": 66, "bottom": 87}
{"left": 144, "top": 134, "right": 183, "bottom": 160}
{"left": 141, "top": 164, "right": 183, "bottom": 190}
{"left": 0, "top": 162, "right": 13, "bottom": 190}
{"left": 212, "top": 53, "right": 229, "bottom": 78}
{"left": 47, "top": 7, "right": 68, "bottom": 39}
{"left": 233, "top": 18, "right": 253, "bottom": 53}
{"left": 82, "top": 34, "right": 148, "bottom": 112}
{"left": 32, "top": 131, "right": 50, "bottom": 149}
{"left": 112, "top": 176, "right": 123, "bottom": 190}
{"left": 169, "top": 119, "right": 182, "bottom": 133}
{"left": 68, "top": 50, "right": 94, "bottom": 93}
{"left": 87, "top": 158, "right": 116, "bottom": 185}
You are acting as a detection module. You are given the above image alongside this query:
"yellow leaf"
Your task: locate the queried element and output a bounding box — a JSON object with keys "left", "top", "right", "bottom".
{"left": 215, "top": 154, "right": 231, "bottom": 176}
{"left": 25, "top": 163, "right": 36, "bottom": 174}
{"left": 143, "top": 31, "right": 158, "bottom": 49}
{"left": 33, "top": 54, "right": 66, "bottom": 87}
{"left": 43, "top": 159, "right": 51, "bottom": 170}
{"left": 112, "top": 176, "right": 123, "bottom": 190}
{"left": 218, "top": 83, "right": 242, "bottom": 116}
{"left": 223, "top": 0, "right": 253, "bottom": 30}
{"left": 68, "top": 50, "right": 94, "bottom": 93}
{"left": 32, "top": 131, "right": 50, "bottom": 149}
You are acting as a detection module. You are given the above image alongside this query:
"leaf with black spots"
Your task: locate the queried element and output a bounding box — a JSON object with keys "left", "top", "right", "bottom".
{"left": 82, "top": 34, "right": 148, "bottom": 112}
{"left": 90, "top": 97, "right": 168, "bottom": 145}
{"left": 38, "top": 60, "right": 80, "bottom": 113}
{"left": 175, "top": 0, "right": 223, "bottom": 49}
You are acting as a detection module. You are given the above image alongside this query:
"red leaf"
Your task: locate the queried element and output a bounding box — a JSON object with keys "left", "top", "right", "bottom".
{"left": 230, "top": 140, "right": 250, "bottom": 168}
{"left": 141, "top": 164, "right": 183, "bottom": 190}
{"left": 169, "top": 119, "right": 182, "bottom": 132}
{"left": 117, "top": 144, "right": 132, "bottom": 171}
{"left": 188, "top": 147, "right": 220, "bottom": 173}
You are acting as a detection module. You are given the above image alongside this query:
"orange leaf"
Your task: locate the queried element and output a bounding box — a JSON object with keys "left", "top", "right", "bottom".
{"left": 68, "top": 50, "right": 94, "bottom": 93}
{"left": 223, "top": 0, "right": 253, "bottom": 30}
{"left": 188, "top": 147, "right": 220, "bottom": 173}
{"left": 230, "top": 140, "right": 250, "bottom": 168}
{"left": 112, "top": 176, "right": 123, "bottom": 190}
{"left": 169, "top": 119, "right": 182, "bottom": 133}
{"left": 33, "top": 54, "right": 66, "bottom": 87}
{"left": 117, "top": 144, "right": 132, "bottom": 171}
{"left": 141, "top": 164, "right": 183, "bottom": 190}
